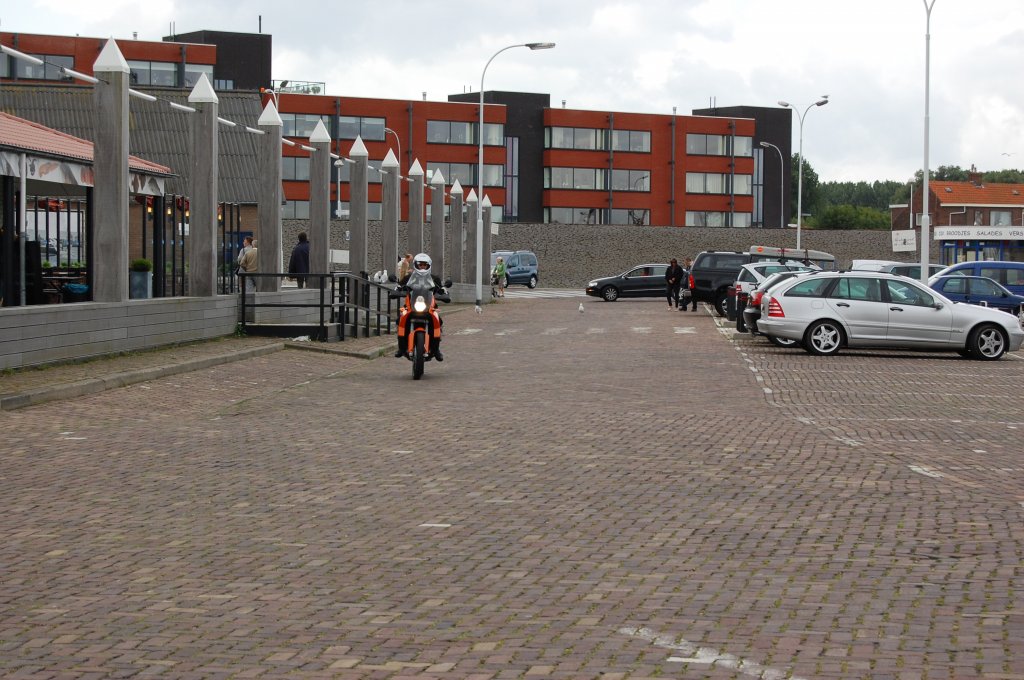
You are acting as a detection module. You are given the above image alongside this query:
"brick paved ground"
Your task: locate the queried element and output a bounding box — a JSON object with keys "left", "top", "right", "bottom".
{"left": 1, "top": 298, "right": 1022, "bottom": 678}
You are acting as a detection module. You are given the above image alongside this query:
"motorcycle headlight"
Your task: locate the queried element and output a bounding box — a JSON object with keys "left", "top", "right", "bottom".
{"left": 413, "top": 296, "right": 427, "bottom": 313}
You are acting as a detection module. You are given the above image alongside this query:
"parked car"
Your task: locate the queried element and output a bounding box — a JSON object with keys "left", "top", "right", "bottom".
{"left": 756, "top": 271, "right": 1024, "bottom": 360}
{"left": 742, "top": 270, "right": 816, "bottom": 347}
{"left": 929, "top": 260, "right": 1024, "bottom": 295}
{"left": 930, "top": 275, "right": 1024, "bottom": 316}
{"left": 490, "top": 250, "right": 539, "bottom": 288}
{"left": 691, "top": 245, "right": 835, "bottom": 317}
{"left": 733, "top": 262, "right": 820, "bottom": 329}
{"left": 586, "top": 263, "right": 668, "bottom": 301}
{"left": 883, "top": 262, "right": 945, "bottom": 279}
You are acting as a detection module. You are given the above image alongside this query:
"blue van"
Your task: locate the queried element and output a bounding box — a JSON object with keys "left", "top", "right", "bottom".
{"left": 929, "top": 261, "right": 1024, "bottom": 295}
{"left": 490, "top": 250, "right": 539, "bottom": 288}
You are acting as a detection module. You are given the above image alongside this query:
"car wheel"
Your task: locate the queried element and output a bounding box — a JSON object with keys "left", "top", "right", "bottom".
{"left": 601, "top": 286, "right": 619, "bottom": 302}
{"left": 713, "top": 290, "right": 728, "bottom": 317}
{"left": 504, "top": 274, "right": 511, "bottom": 288}
{"left": 803, "top": 320, "right": 844, "bottom": 356}
{"left": 767, "top": 335, "right": 800, "bottom": 348}
{"left": 968, "top": 324, "right": 1008, "bottom": 360}
{"left": 527, "top": 275, "right": 538, "bottom": 289}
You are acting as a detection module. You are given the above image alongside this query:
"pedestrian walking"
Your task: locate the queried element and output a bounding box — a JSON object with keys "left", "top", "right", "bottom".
{"left": 665, "top": 258, "right": 683, "bottom": 309}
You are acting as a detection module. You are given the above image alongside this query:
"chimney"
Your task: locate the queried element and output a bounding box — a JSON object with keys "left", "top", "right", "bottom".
{"left": 968, "top": 164, "right": 983, "bottom": 187}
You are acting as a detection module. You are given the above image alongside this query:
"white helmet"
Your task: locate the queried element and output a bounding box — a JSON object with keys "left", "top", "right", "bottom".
{"left": 412, "top": 253, "right": 432, "bottom": 274}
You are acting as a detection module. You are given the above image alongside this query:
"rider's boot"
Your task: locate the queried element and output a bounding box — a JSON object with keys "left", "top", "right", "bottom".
{"left": 394, "top": 337, "right": 405, "bottom": 358}
{"left": 432, "top": 338, "right": 443, "bottom": 362}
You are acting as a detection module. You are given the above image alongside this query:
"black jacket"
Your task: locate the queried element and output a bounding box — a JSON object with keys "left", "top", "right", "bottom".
{"left": 665, "top": 263, "right": 684, "bottom": 286}
{"left": 288, "top": 240, "right": 310, "bottom": 275}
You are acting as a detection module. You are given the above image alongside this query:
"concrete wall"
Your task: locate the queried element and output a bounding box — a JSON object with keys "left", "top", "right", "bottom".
{"left": 284, "top": 220, "right": 939, "bottom": 289}
{"left": 0, "top": 289, "right": 328, "bottom": 371}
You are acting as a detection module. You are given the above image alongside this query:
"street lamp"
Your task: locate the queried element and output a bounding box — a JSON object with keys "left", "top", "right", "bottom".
{"left": 476, "top": 41, "right": 555, "bottom": 307}
{"left": 921, "top": 0, "right": 937, "bottom": 283}
{"left": 759, "top": 141, "right": 784, "bottom": 229}
{"left": 779, "top": 96, "right": 829, "bottom": 249}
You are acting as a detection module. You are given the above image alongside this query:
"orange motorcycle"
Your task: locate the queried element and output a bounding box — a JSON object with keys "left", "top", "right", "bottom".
{"left": 390, "top": 271, "right": 451, "bottom": 379}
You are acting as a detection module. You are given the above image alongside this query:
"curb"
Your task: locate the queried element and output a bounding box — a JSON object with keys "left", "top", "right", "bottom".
{"left": 0, "top": 343, "right": 286, "bottom": 412}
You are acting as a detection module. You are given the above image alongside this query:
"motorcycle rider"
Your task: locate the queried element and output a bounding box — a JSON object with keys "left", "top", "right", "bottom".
{"left": 394, "top": 253, "right": 448, "bottom": 361}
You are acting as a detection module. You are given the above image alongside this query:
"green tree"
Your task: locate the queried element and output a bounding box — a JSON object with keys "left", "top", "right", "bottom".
{"left": 816, "top": 204, "right": 891, "bottom": 230}
{"left": 789, "top": 154, "right": 822, "bottom": 223}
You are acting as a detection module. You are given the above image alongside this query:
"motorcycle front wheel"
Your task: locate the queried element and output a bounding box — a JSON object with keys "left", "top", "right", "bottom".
{"left": 412, "top": 332, "right": 425, "bottom": 380}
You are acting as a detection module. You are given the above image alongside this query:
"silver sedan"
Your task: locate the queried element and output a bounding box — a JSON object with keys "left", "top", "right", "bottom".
{"left": 756, "top": 271, "right": 1024, "bottom": 360}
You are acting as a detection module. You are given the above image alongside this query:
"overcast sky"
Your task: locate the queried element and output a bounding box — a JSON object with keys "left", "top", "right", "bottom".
{"left": 4, "top": 0, "right": 1023, "bottom": 184}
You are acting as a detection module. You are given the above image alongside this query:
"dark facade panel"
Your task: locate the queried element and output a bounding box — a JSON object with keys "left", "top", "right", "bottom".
{"left": 166, "top": 30, "right": 272, "bottom": 91}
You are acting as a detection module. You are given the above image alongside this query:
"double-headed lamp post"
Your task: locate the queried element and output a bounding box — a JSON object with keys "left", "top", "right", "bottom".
{"left": 759, "top": 141, "right": 784, "bottom": 229}
{"left": 476, "top": 41, "right": 555, "bottom": 307}
{"left": 779, "top": 96, "right": 829, "bottom": 250}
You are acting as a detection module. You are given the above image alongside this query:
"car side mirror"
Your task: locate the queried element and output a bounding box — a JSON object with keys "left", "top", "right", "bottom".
{"left": 933, "top": 301, "right": 944, "bottom": 310}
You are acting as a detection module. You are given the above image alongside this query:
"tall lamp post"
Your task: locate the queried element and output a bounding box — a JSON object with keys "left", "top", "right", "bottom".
{"left": 921, "top": 0, "right": 937, "bottom": 283}
{"left": 476, "top": 41, "right": 555, "bottom": 307}
{"left": 779, "top": 96, "right": 829, "bottom": 250}
{"left": 759, "top": 141, "right": 785, "bottom": 229}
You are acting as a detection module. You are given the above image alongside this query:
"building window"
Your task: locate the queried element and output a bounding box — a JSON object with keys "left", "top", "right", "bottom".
{"left": 427, "top": 162, "right": 473, "bottom": 188}
{"left": 608, "top": 208, "right": 650, "bottom": 225}
{"left": 545, "top": 207, "right": 604, "bottom": 224}
{"left": 15, "top": 54, "right": 73, "bottom": 81}
{"left": 214, "top": 78, "right": 234, "bottom": 90}
{"left": 611, "top": 169, "right": 650, "bottom": 192}
{"left": 338, "top": 116, "right": 385, "bottom": 141}
{"left": 686, "top": 172, "right": 752, "bottom": 195}
{"left": 686, "top": 133, "right": 753, "bottom": 157}
{"left": 611, "top": 130, "right": 651, "bottom": 153}
{"left": 481, "top": 123, "right": 504, "bottom": 146}
{"left": 544, "top": 167, "right": 605, "bottom": 190}
{"left": 340, "top": 202, "right": 382, "bottom": 220}
{"left": 992, "top": 210, "right": 1012, "bottom": 226}
{"left": 427, "top": 120, "right": 473, "bottom": 144}
{"left": 685, "top": 211, "right": 753, "bottom": 227}
{"left": 545, "top": 126, "right": 608, "bottom": 150}
{"left": 282, "top": 200, "right": 310, "bottom": 219}
{"left": 282, "top": 157, "right": 311, "bottom": 181}
{"left": 184, "top": 63, "right": 214, "bottom": 88}
{"left": 281, "top": 113, "right": 329, "bottom": 138}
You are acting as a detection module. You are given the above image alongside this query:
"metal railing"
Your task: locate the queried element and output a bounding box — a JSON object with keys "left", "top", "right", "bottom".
{"left": 237, "top": 272, "right": 403, "bottom": 341}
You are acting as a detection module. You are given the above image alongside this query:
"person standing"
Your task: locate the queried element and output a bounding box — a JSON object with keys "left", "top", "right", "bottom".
{"left": 665, "top": 258, "right": 684, "bottom": 309}
{"left": 680, "top": 257, "right": 697, "bottom": 311}
{"left": 492, "top": 256, "right": 507, "bottom": 298}
{"left": 238, "top": 237, "right": 258, "bottom": 292}
{"left": 397, "top": 252, "right": 413, "bottom": 281}
{"left": 288, "top": 232, "right": 310, "bottom": 288}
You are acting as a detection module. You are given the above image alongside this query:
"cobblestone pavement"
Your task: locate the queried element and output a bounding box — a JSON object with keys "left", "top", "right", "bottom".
{"left": 1, "top": 299, "right": 1023, "bottom": 679}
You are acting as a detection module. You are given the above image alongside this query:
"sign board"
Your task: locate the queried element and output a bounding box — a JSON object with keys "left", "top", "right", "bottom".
{"left": 892, "top": 229, "right": 917, "bottom": 252}
{"left": 933, "top": 226, "right": 1024, "bottom": 240}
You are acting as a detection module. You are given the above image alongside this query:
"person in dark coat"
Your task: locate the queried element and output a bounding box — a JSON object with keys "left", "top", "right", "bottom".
{"left": 665, "top": 258, "right": 684, "bottom": 309}
{"left": 288, "top": 232, "right": 310, "bottom": 288}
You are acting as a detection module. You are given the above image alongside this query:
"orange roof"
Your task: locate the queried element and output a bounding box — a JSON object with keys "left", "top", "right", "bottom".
{"left": 0, "top": 111, "right": 173, "bottom": 176}
{"left": 931, "top": 180, "right": 1024, "bottom": 207}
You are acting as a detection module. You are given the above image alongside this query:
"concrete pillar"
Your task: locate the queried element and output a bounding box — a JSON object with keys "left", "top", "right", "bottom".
{"left": 187, "top": 74, "right": 218, "bottom": 297}
{"left": 309, "top": 120, "right": 331, "bottom": 286}
{"left": 482, "top": 195, "right": 494, "bottom": 278}
{"left": 465, "top": 189, "right": 478, "bottom": 290}
{"left": 449, "top": 180, "right": 464, "bottom": 284}
{"left": 407, "top": 160, "right": 425, "bottom": 255}
{"left": 257, "top": 101, "right": 283, "bottom": 292}
{"left": 380, "top": 149, "right": 399, "bottom": 276}
{"left": 429, "top": 169, "right": 446, "bottom": 278}
{"left": 91, "top": 39, "right": 130, "bottom": 302}
{"left": 348, "top": 136, "right": 369, "bottom": 278}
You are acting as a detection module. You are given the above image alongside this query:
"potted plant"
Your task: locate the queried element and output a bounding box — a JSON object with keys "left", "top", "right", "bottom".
{"left": 129, "top": 258, "right": 153, "bottom": 299}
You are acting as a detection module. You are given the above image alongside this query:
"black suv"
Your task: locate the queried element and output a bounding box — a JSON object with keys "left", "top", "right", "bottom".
{"left": 690, "top": 246, "right": 836, "bottom": 316}
{"left": 689, "top": 250, "right": 752, "bottom": 316}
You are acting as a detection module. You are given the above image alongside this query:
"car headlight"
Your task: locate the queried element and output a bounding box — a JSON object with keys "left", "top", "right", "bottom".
{"left": 413, "top": 296, "right": 427, "bottom": 313}
{"left": 587, "top": 280, "right": 598, "bottom": 287}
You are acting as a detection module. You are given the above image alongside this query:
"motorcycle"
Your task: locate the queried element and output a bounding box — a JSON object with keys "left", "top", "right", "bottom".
{"left": 389, "top": 272, "right": 452, "bottom": 379}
